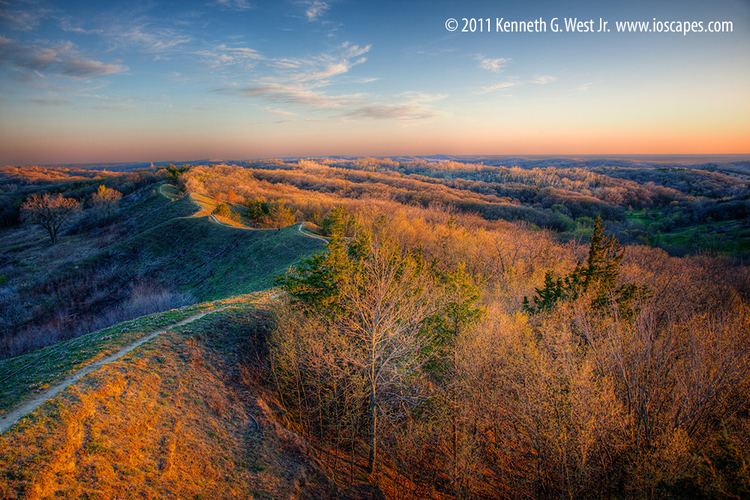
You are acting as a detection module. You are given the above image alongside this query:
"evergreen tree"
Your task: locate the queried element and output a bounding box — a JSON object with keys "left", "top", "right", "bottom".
{"left": 523, "top": 216, "right": 643, "bottom": 316}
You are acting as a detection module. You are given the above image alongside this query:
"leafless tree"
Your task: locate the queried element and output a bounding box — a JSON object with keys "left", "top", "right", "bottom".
{"left": 20, "top": 193, "right": 80, "bottom": 244}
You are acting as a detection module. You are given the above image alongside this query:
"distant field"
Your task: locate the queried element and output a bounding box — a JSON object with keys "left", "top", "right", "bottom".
{"left": 626, "top": 209, "right": 750, "bottom": 256}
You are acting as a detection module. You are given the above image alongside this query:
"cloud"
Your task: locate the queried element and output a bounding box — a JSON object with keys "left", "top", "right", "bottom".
{"left": 197, "top": 44, "right": 262, "bottom": 68}
{"left": 59, "top": 16, "right": 104, "bottom": 35}
{"left": 305, "top": 1, "right": 329, "bottom": 21}
{"left": 288, "top": 42, "right": 370, "bottom": 83}
{"left": 479, "top": 81, "right": 518, "bottom": 94}
{"left": 265, "top": 107, "right": 297, "bottom": 117}
{"left": 234, "top": 41, "right": 371, "bottom": 110}
{"left": 345, "top": 92, "right": 445, "bottom": 121}
{"left": 477, "top": 56, "right": 511, "bottom": 73}
{"left": 577, "top": 82, "right": 593, "bottom": 92}
{"left": 0, "top": 37, "right": 127, "bottom": 78}
{"left": 530, "top": 75, "right": 558, "bottom": 85}
{"left": 29, "top": 96, "right": 71, "bottom": 106}
{"left": 120, "top": 25, "right": 191, "bottom": 54}
{"left": 345, "top": 104, "right": 434, "bottom": 120}
{"left": 0, "top": 8, "right": 49, "bottom": 31}
{"left": 214, "top": 0, "right": 252, "bottom": 10}
{"left": 240, "top": 82, "right": 361, "bottom": 108}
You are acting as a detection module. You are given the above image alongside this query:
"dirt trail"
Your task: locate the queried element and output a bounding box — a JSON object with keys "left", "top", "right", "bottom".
{"left": 160, "top": 183, "right": 328, "bottom": 242}
{"left": 297, "top": 222, "right": 329, "bottom": 242}
{"left": 0, "top": 309, "right": 221, "bottom": 434}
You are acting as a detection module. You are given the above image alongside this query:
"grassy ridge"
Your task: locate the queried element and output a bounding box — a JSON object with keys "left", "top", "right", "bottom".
{"left": 122, "top": 216, "right": 323, "bottom": 300}
{"left": 0, "top": 302, "right": 211, "bottom": 413}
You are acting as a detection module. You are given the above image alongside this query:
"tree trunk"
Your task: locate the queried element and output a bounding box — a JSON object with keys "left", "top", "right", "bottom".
{"left": 367, "top": 369, "right": 378, "bottom": 474}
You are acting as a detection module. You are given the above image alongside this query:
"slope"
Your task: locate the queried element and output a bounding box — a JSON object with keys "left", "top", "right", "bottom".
{"left": 0, "top": 293, "right": 336, "bottom": 498}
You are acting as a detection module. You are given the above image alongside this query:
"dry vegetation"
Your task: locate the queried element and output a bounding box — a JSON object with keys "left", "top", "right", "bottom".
{"left": 0, "top": 298, "right": 335, "bottom": 498}
{"left": 1, "top": 159, "right": 749, "bottom": 497}
{"left": 178, "top": 162, "right": 750, "bottom": 496}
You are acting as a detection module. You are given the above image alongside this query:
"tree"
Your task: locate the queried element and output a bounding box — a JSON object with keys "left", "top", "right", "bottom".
{"left": 20, "top": 193, "right": 80, "bottom": 244}
{"left": 91, "top": 185, "right": 122, "bottom": 213}
{"left": 279, "top": 215, "right": 439, "bottom": 475}
{"left": 523, "top": 216, "right": 642, "bottom": 316}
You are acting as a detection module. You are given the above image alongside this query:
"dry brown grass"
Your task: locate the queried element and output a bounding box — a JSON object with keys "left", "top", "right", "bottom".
{"left": 0, "top": 304, "right": 334, "bottom": 498}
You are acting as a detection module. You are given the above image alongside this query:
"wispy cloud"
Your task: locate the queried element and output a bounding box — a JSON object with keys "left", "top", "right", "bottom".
{"left": 29, "top": 96, "right": 71, "bottom": 106}
{"left": 265, "top": 107, "right": 297, "bottom": 117}
{"left": 236, "top": 42, "right": 371, "bottom": 109}
{"left": 476, "top": 56, "right": 511, "bottom": 73}
{"left": 479, "top": 81, "right": 518, "bottom": 94}
{"left": 0, "top": 36, "right": 127, "bottom": 78}
{"left": 241, "top": 82, "right": 361, "bottom": 108}
{"left": 0, "top": 7, "right": 49, "bottom": 31}
{"left": 305, "top": 0, "right": 329, "bottom": 21}
{"left": 529, "top": 75, "right": 558, "bottom": 85}
{"left": 59, "top": 16, "right": 104, "bottom": 35}
{"left": 214, "top": 0, "right": 252, "bottom": 11}
{"left": 119, "top": 25, "right": 191, "bottom": 54}
{"left": 196, "top": 44, "right": 262, "bottom": 68}
{"left": 345, "top": 92, "right": 445, "bottom": 121}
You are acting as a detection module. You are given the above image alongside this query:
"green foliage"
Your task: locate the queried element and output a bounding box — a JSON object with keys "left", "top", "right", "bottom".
{"left": 212, "top": 202, "right": 232, "bottom": 218}
{"left": 165, "top": 164, "right": 188, "bottom": 183}
{"left": 320, "top": 206, "right": 356, "bottom": 237}
{"left": 246, "top": 199, "right": 270, "bottom": 220}
{"left": 245, "top": 198, "right": 296, "bottom": 227}
{"left": 422, "top": 264, "right": 484, "bottom": 375}
{"left": 523, "top": 216, "right": 645, "bottom": 316}
{"left": 278, "top": 212, "right": 365, "bottom": 315}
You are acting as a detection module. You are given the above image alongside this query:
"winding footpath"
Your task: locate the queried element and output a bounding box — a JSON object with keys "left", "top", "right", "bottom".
{"left": 0, "top": 309, "right": 221, "bottom": 434}
{"left": 1, "top": 186, "right": 327, "bottom": 435}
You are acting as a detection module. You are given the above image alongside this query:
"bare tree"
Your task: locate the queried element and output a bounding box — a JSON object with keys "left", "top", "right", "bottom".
{"left": 337, "top": 237, "right": 438, "bottom": 475}
{"left": 91, "top": 184, "right": 122, "bottom": 213}
{"left": 20, "top": 193, "right": 80, "bottom": 244}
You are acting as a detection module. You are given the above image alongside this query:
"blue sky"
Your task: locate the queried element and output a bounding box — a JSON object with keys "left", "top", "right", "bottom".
{"left": 0, "top": 0, "right": 749, "bottom": 163}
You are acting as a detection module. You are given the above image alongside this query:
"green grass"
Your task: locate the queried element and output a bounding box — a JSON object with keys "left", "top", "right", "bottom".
{"left": 626, "top": 209, "right": 750, "bottom": 256}
{"left": 120, "top": 217, "right": 323, "bottom": 300}
{"left": 0, "top": 181, "right": 323, "bottom": 413}
{"left": 0, "top": 291, "right": 281, "bottom": 414}
{"left": 0, "top": 302, "right": 212, "bottom": 413}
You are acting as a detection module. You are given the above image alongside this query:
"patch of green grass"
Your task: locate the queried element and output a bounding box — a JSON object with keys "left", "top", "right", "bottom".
{"left": 0, "top": 302, "right": 212, "bottom": 413}
{"left": 122, "top": 217, "right": 324, "bottom": 300}
{"left": 625, "top": 209, "right": 750, "bottom": 256}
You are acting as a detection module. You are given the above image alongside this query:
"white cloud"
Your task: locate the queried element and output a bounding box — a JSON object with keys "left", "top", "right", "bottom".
{"left": 265, "top": 107, "right": 297, "bottom": 117}
{"left": 0, "top": 37, "right": 127, "bottom": 78}
{"left": 59, "top": 16, "right": 103, "bottom": 34}
{"left": 530, "top": 75, "right": 558, "bottom": 85}
{"left": 0, "top": 8, "right": 49, "bottom": 31}
{"left": 305, "top": 1, "right": 329, "bottom": 21}
{"left": 120, "top": 25, "right": 191, "bottom": 54}
{"left": 214, "top": 0, "right": 252, "bottom": 11}
{"left": 197, "top": 44, "right": 262, "bottom": 68}
{"left": 479, "top": 81, "right": 518, "bottom": 94}
{"left": 477, "top": 56, "right": 511, "bottom": 73}
{"left": 345, "top": 92, "right": 445, "bottom": 121}
{"left": 241, "top": 82, "right": 361, "bottom": 108}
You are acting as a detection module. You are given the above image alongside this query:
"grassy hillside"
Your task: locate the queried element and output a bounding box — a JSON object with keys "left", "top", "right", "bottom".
{"left": 1, "top": 181, "right": 325, "bottom": 357}
{"left": 121, "top": 216, "right": 320, "bottom": 300}
{"left": 0, "top": 294, "right": 335, "bottom": 498}
{"left": 0, "top": 299, "right": 222, "bottom": 414}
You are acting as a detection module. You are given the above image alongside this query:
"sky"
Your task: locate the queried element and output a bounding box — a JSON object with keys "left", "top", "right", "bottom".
{"left": 0, "top": 0, "right": 749, "bottom": 163}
